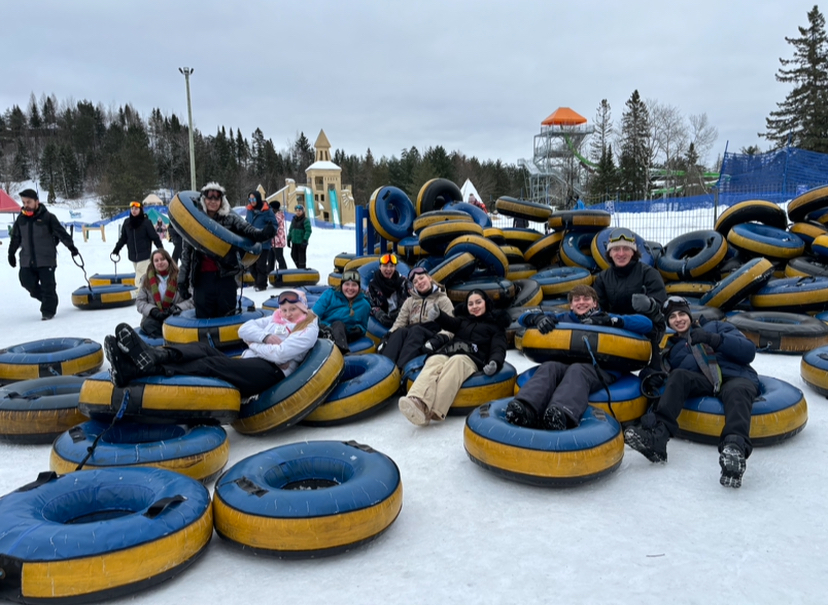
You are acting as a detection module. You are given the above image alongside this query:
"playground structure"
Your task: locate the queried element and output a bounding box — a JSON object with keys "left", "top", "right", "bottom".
{"left": 266, "top": 130, "right": 355, "bottom": 227}
{"left": 518, "top": 107, "right": 594, "bottom": 209}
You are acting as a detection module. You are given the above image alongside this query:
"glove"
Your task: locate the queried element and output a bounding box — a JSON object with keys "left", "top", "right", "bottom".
{"left": 631, "top": 293, "right": 656, "bottom": 315}
{"left": 179, "top": 286, "right": 192, "bottom": 301}
{"left": 690, "top": 327, "right": 722, "bottom": 348}
{"left": 258, "top": 223, "right": 277, "bottom": 242}
{"left": 483, "top": 361, "right": 498, "bottom": 376}
{"left": 149, "top": 308, "right": 163, "bottom": 320}
{"left": 346, "top": 325, "right": 363, "bottom": 339}
{"left": 536, "top": 315, "right": 557, "bottom": 335}
{"left": 170, "top": 305, "right": 182, "bottom": 316}
{"left": 582, "top": 314, "right": 624, "bottom": 329}
{"left": 8, "top": 254, "right": 15, "bottom": 268}
{"left": 68, "top": 245, "right": 79, "bottom": 256}
{"left": 372, "top": 308, "right": 391, "bottom": 326}
{"left": 426, "top": 305, "right": 440, "bottom": 321}
{"left": 423, "top": 333, "right": 450, "bottom": 353}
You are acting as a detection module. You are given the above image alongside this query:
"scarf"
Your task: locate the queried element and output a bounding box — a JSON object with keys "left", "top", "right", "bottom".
{"left": 374, "top": 271, "right": 404, "bottom": 299}
{"left": 690, "top": 343, "right": 723, "bottom": 394}
{"left": 148, "top": 269, "right": 177, "bottom": 311}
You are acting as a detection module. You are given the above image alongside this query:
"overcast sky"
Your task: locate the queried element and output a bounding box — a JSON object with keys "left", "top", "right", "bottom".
{"left": 2, "top": 0, "right": 818, "bottom": 167}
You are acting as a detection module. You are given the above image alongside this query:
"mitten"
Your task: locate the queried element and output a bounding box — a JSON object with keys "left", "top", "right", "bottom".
{"left": 8, "top": 254, "right": 15, "bottom": 268}
{"left": 483, "top": 361, "right": 498, "bottom": 376}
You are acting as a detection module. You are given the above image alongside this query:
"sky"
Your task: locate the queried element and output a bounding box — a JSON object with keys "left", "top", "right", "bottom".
{"left": 2, "top": 1, "right": 819, "bottom": 168}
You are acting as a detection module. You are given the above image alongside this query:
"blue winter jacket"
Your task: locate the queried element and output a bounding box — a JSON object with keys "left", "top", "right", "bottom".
{"left": 517, "top": 309, "right": 653, "bottom": 335}
{"left": 312, "top": 287, "right": 371, "bottom": 336}
{"left": 246, "top": 205, "right": 278, "bottom": 250}
{"left": 663, "top": 317, "right": 759, "bottom": 388}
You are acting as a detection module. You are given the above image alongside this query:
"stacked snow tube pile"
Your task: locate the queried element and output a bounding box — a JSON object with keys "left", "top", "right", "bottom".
{"left": 71, "top": 284, "right": 137, "bottom": 310}
{"left": 0, "top": 376, "right": 87, "bottom": 444}
{"left": 213, "top": 440, "right": 402, "bottom": 557}
{"left": 0, "top": 337, "right": 103, "bottom": 383}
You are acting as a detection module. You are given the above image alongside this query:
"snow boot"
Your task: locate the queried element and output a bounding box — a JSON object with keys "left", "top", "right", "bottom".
{"left": 104, "top": 336, "right": 142, "bottom": 388}
{"left": 542, "top": 405, "right": 568, "bottom": 431}
{"left": 504, "top": 400, "right": 538, "bottom": 428}
{"left": 624, "top": 414, "right": 669, "bottom": 463}
{"left": 115, "top": 323, "right": 174, "bottom": 371}
{"left": 719, "top": 444, "right": 747, "bottom": 488}
{"left": 398, "top": 396, "right": 429, "bottom": 426}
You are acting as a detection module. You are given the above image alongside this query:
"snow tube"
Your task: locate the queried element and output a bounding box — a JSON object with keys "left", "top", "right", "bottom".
{"left": 71, "top": 284, "right": 137, "bottom": 310}
{"left": 812, "top": 234, "right": 828, "bottom": 261}
{"left": 501, "top": 245, "right": 526, "bottom": 265}
{"left": 232, "top": 339, "right": 344, "bottom": 435}
{"left": 79, "top": 372, "right": 241, "bottom": 425}
{"left": 749, "top": 276, "right": 828, "bottom": 312}
{"left": 413, "top": 210, "right": 474, "bottom": 233}
{"left": 0, "top": 376, "right": 86, "bottom": 444}
{"left": 727, "top": 223, "right": 805, "bottom": 260}
{"left": 714, "top": 199, "right": 788, "bottom": 236}
{"left": 268, "top": 268, "right": 320, "bottom": 287}
{"left": 88, "top": 273, "right": 136, "bottom": 287}
{"left": 727, "top": 311, "right": 828, "bottom": 354}
{"left": 559, "top": 230, "right": 600, "bottom": 271}
{"left": 446, "top": 278, "right": 515, "bottom": 308}
{"left": 415, "top": 178, "right": 462, "bottom": 215}
{"left": 403, "top": 357, "right": 517, "bottom": 415}
{"left": 135, "top": 327, "right": 165, "bottom": 347}
{"left": 50, "top": 421, "right": 229, "bottom": 483}
{"left": 443, "top": 201, "right": 492, "bottom": 228}
{"left": 162, "top": 307, "right": 266, "bottom": 348}
{"left": 303, "top": 354, "right": 400, "bottom": 426}
{"left": 532, "top": 267, "right": 593, "bottom": 297}
{"left": 429, "top": 252, "right": 477, "bottom": 286}
{"left": 787, "top": 184, "right": 828, "bottom": 223}
{"left": 368, "top": 186, "right": 416, "bottom": 242}
{"left": 789, "top": 221, "right": 828, "bottom": 248}
{"left": 445, "top": 235, "right": 509, "bottom": 277}
{"left": 519, "top": 325, "right": 652, "bottom": 372}
{"left": 464, "top": 400, "right": 623, "bottom": 486}
{"left": 523, "top": 232, "right": 564, "bottom": 268}
{"left": 213, "top": 440, "right": 402, "bottom": 557}
{"left": 347, "top": 336, "right": 377, "bottom": 355}
{"left": 395, "top": 235, "right": 424, "bottom": 263}
{"left": 0, "top": 467, "right": 212, "bottom": 604}
{"left": 505, "top": 263, "right": 537, "bottom": 281}
{"left": 699, "top": 257, "right": 774, "bottom": 311}
{"left": 483, "top": 227, "right": 506, "bottom": 245}
{"left": 509, "top": 279, "right": 543, "bottom": 309}
{"left": 418, "top": 221, "right": 483, "bottom": 256}
{"left": 494, "top": 196, "right": 552, "bottom": 222}
{"left": 168, "top": 189, "right": 261, "bottom": 267}
{"left": 548, "top": 209, "right": 611, "bottom": 231}
{"left": 658, "top": 230, "right": 728, "bottom": 281}
{"left": 785, "top": 255, "right": 828, "bottom": 278}
{"left": 591, "top": 227, "right": 655, "bottom": 269}
{"left": 501, "top": 228, "right": 543, "bottom": 252}
{"left": 0, "top": 337, "right": 103, "bottom": 383}
{"left": 333, "top": 253, "right": 361, "bottom": 272}
{"left": 801, "top": 346, "right": 828, "bottom": 396}
{"left": 677, "top": 376, "right": 807, "bottom": 446}
{"left": 665, "top": 282, "right": 714, "bottom": 298}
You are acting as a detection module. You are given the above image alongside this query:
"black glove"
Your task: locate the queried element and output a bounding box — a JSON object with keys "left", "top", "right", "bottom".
{"left": 690, "top": 327, "right": 722, "bottom": 348}
{"left": 149, "top": 308, "right": 163, "bottom": 320}
{"left": 631, "top": 293, "right": 657, "bottom": 315}
{"left": 423, "top": 333, "right": 450, "bottom": 353}
{"left": 258, "top": 223, "right": 277, "bottom": 242}
{"left": 346, "top": 325, "right": 363, "bottom": 339}
{"left": 372, "top": 308, "right": 391, "bottom": 326}
{"left": 68, "top": 245, "right": 79, "bottom": 256}
{"left": 536, "top": 316, "right": 557, "bottom": 334}
{"left": 169, "top": 304, "right": 182, "bottom": 316}
{"left": 582, "top": 314, "right": 624, "bottom": 329}
{"left": 179, "top": 286, "right": 191, "bottom": 301}
{"left": 8, "top": 254, "right": 15, "bottom": 268}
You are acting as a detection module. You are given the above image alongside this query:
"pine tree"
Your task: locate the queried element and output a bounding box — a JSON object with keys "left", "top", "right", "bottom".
{"left": 41, "top": 95, "right": 57, "bottom": 128}
{"left": 589, "top": 144, "right": 618, "bottom": 202}
{"left": 13, "top": 140, "right": 30, "bottom": 181}
{"left": 617, "top": 90, "right": 652, "bottom": 200}
{"left": 589, "top": 99, "right": 613, "bottom": 162}
{"left": 763, "top": 5, "right": 828, "bottom": 152}
{"left": 59, "top": 145, "right": 83, "bottom": 198}
{"left": 28, "top": 94, "right": 42, "bottom": 129}
{"left": 39, "top": 143, "right": 60, "bottom": 193}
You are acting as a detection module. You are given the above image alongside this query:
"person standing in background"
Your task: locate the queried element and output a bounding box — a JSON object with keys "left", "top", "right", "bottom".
{"left": 288, "top": 204, "right": 311, "bottom": 269}
{"left": 112, "top": 200, "right": 164, "bottom": 288}
{"left": 268, "top": 201, "right": 288, "bottom": 272}
{"left": 7, "top": 188, "right": 79, "bottom": 320}
{"left": 245, "top": 191, "right": 277, "bottom": 291}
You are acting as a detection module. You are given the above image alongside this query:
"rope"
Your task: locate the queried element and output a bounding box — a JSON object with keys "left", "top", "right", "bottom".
{"left": 75, "top": 389, "right": 130, "bottom": 471}
{"left": 582, "top": 335, "right": 616, "bottom": 420}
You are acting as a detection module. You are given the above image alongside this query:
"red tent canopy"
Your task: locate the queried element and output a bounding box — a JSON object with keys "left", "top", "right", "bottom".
{"left": 0, "top": 190, "right": 21, "bottom": 213}
{"left": 541, "top": 107, "right": 587, "bottom": 126}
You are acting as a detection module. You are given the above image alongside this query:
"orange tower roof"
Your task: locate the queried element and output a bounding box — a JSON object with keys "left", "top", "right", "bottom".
{"left": 541, "top": 107, "right": 587, "bottom": 126}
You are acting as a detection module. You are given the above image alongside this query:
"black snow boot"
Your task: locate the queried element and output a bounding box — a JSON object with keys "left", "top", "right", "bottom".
{"left": 542, "top": 405, "right": 568, "bottom": 431}
{"left": 104, "top": 336, "right": 143, "bottom": 388}
{"left": 115, "top": 323, "right": 175, "bottom": 371}
{"left": 624, "top": 413, "right": 670, "bottom": 463}
{"left": 719, "top": 444, "right": 747, "bottom": 488}
{"left": 504, "top": 400, "right": 538, "bottom": 428}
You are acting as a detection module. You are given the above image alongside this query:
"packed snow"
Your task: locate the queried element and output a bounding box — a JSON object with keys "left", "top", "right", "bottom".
{"left": 0, "top": 204, "right": 824, "bottom": 604}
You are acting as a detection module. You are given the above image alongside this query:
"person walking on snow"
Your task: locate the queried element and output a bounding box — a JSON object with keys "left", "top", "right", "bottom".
{"left": 287, "top": 204, "right": 311, "bottom": 269}
{"left": 112, "top": 200, "right": 164, "bottom": 288}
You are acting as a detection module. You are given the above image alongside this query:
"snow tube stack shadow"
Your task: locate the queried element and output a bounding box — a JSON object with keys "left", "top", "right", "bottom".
{"left": 213, "top": 440, "right": 403, "bottom": 558}
{"left": 0, "top": 467, "right": 212, "bottom": 604}
{"left": 0, "top": 376, "right": 87, "bottom": 444}
{"left": 71, "top": 285, "right": 137, "bottom": 310}
{"left": 464, "top": 399, "right": 624, "bottom": 486}
{"left": 50, "top": 421, "right": 230, "bottom": 483}
{"left": 658, "top": 230, "right": 728, "bottom": 281}
{"left": 88, "top": 273, "right": 136, "bottom": 287}
{"left": 415, "top": 178, "right": 462, "bottom": 215}
{"left": 699, "top": 257, "right": 774, "bottom": 311}
{"left": 0, "top": 338, "right": 103, "bottom": 383}
{"left": 79, "top": 372, "right": 241, "bottom": 425}
{"left": 801, "top": 346, "right": 828, "bottom": 396}
{"left": 268, "top": 268, "right": 320, "bottom": 287}
{"left": 368, "top": 186, "right": 416, "bottom": 242}
{"left": 163, "top": 307, "right": 267, "bottom": 349}
{"left": 727, "top": 311, "right": 828, "bottom": 354}
{"left": 519, "top": 325, "right": 652, "bottom": 372}
{"left": 303, "top": 354, "right": 400, "bottom": 426}
{"left": 232, "top": 339, "right": 345, "bottom": 435}
{"left": 168, "top": 190, "right": 262, "bottom": 267}
{"left": 676, "top": 376, "right": 807, "bottom": 446}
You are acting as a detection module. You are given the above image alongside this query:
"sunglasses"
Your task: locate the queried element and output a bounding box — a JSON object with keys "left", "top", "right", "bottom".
{"left": 608, "top": 228, "right": 636, "bottom": 243}
{"left": 248, "top": 197, "right": 257, "bottom": 202}
{"left": 205, "top": 192, "right": 222, "bottom": 201}
{"left": 408, "top": 267, "right": 428, "bottom": 280}
{"left": 278, "top": 291, "right": 303, "bottom": 305}
{"left": 380, "top": 253, "right": 398, "bottom": 265}
{"left": 662, "top": 295, "right": 689, "bottom": 311}
{"left": 129, "top": 202, "right": 141, "bottom": 208}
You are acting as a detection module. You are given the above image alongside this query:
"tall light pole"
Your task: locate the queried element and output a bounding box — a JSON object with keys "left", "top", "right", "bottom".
{"left": 178, "top": 67, "right": 197, "bottom": 191}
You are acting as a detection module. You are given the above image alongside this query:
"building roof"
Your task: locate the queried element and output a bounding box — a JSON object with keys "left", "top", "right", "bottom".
{"left": 306, "top": 160, "right": 341, "bottom": 172}
{"left": 314, "top": 129, "right": 331, "bottom": 149}
{"left": 541, "top": 107, "right": 587, "bottom": 126}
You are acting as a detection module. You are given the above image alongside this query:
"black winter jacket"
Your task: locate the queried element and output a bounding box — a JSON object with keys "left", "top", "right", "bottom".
{"left": 663, "top": 317, "right": 760, "bottom": 388}
{"left": 432, "top": 303, "right": 510, "bottom": 371}
{"left": 593, "top": 261, "right": 667, "bottom": 316}
{"left": 8, "top": 205, "right": 75, "bottom": 267}
{"left": 113, "top": 215, "right": 163, "bottom": 263}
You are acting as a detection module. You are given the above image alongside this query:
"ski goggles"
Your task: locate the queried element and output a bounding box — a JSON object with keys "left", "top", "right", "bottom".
{"left": 342, "top": 270, "right": 361, "bottom": 284}
{"left": 662, "top": 295, "right": 690, "bottom": 310}
{"left": 408, "top": 267, "right": 428, "bottom": 280}
{"left": 608, "top": 228, "right": 636, "bottom": 243}
{"left": 380, "top": 253, "right": 398, "bottom": 265}
{"left": 204, "top": 191, "right": 222, "bottom": 200}
{"left": 278, "top": 291, "right": 303, "bottom": 305}
{"left": 129, "top": 201, "right": 142, "bottom": 209}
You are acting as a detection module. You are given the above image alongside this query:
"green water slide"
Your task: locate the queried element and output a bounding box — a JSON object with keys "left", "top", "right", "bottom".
{"left": 563, "top": 133, "right": 598, "bottom": 170}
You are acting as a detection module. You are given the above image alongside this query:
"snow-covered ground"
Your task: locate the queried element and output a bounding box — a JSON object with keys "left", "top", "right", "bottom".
{"left": 0, "top": 207, "right": 825, "bottom": 604}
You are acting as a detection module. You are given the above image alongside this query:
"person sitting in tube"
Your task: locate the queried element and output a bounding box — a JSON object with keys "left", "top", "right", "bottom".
{"left": 368, "top": 253, "right": 409, "bottom": 328}
{"left": 312, "top": 270, "right": 370, "bottom": 354}
{"left": 104, "top": 289, "right": 318, "bottom": 398}
{"left": 624, "top": 296, "right": 760, "bottom": 489}
{"left": 507, "top": 285, "right": 653, "bottom": 430}
{"left": 135, "top": 249, "right": 193, "bottom": 339}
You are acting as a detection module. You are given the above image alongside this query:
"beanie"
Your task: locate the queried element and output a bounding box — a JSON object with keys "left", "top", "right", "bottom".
{"left": 663, "top": 297, "right": 692, "bottom": 322}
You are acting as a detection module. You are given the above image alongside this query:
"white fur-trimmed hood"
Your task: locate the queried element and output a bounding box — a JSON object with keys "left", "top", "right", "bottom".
{"left": 199, "top": 182, "right": 231, "bottom": 216}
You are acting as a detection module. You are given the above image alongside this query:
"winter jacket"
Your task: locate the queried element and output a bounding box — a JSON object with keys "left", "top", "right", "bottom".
{"left": 368, "top": 271, "right": 409, "bottom": 316}
{"left": 178, "top": 199, "right": 268, "bottom": 289}
{"left": 390, "top": 283, "right": 454, "bottom": 332}
{"left": 312, "top": 288, "right": 371, "bottom": 336}
{"left": 237, "top": 311, "right": 319, "bottom": 377}
{"left": 431, "top": 303, "right": 509, "bottom": 371}
{"left": 135, "top": 276, "right": 194, "bottom": 318}
{"left": 246, "top": 204, "right": 278, "bottom": 250}
{"left": 662, "top": 317, "right": 760, "bottom": 388}
{"left": 517, "top": 308, "right": 653, "bottom": 335}
{"left": 592, "top": 261, "right": 667, "bottom": 316}
{"left": 113, "top": 215, "right": 163, "bottom": 263}
{"left": 288, "top": 214, "right": 312, "bottom": 245}
{"left": 8, "top": 204, "right": 75, "bottom": 267}
{"left": 272, "top": 210, "right": 287, "bottom": 248}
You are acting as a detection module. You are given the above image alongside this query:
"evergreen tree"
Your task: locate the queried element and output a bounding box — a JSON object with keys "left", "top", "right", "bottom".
{"left": 617, "top": 90, "right": 652, "bottom": 200}
{"left": 589, "top": 144, "right": 618, "bottom": 201}
{"left": 589, "top": 99, "right": 613, "bottom": 162}
{"left": 39, "top": 143, "right": 60, "bottom": 194}
{"left": 9, "top": 106, "right": 26, "bottom": 136}
{"left": 763, "top": 5, "right": 828, "bottom": 152}
{"left": 292, "top": 132, "right": 314, "bottom": 175}
{"left": 423, "top": 145, "right": 454, "bottom": 181}
{"left": 41, "top": 95, "right": 57, "bottom": 128}
{"left": 13, "top": 140, "right": 30, "bottom": 181}
{"left": 28, "top": 93, "right": 42, "bottom": 129}
{"left": 100, "top": 121, "right": 157, "bottom": 217}
{"left": 59, "top": 144, "right": 83, "bottom": 198}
